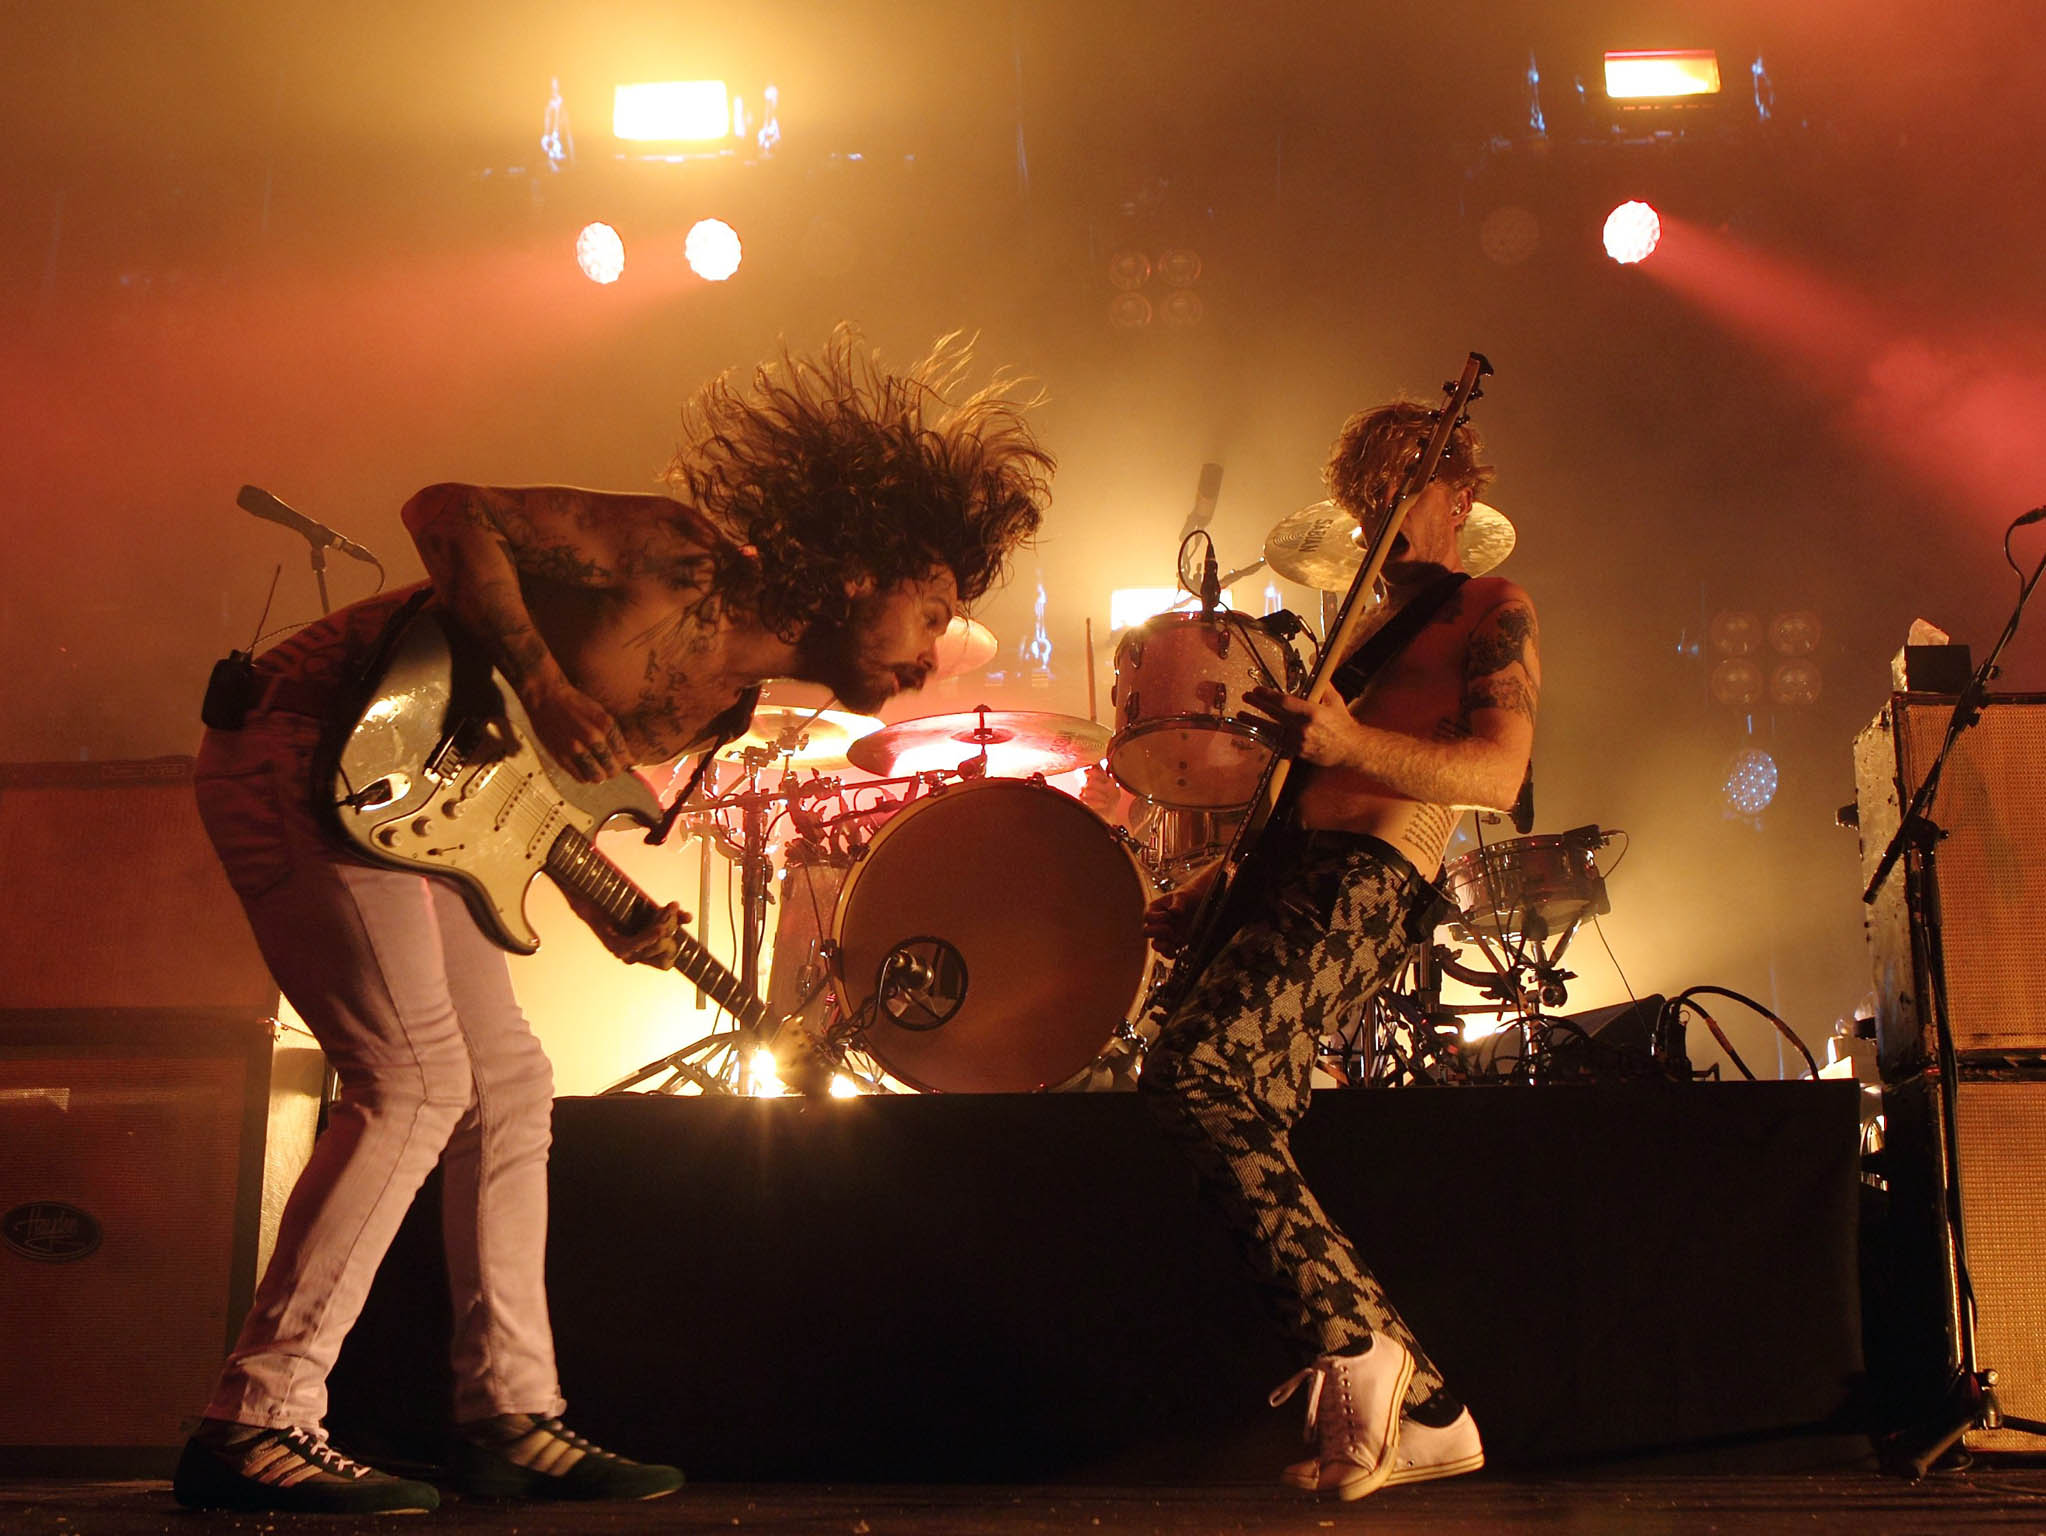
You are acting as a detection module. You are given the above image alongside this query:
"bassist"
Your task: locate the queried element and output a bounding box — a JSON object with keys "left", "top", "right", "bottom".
{"left": 1141, "top": 397, "right": 1539, "bottom": 1501}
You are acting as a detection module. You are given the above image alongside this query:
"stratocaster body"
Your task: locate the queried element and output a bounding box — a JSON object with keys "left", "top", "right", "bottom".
{"left": 328, "top": 610, "right": 661, "bottom": 954}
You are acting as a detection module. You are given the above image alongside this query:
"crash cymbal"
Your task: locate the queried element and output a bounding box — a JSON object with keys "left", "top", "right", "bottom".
{"left": 721, "top": 704, "right": 882, "bottom": 767}
{"left": 848, "top": 708, "right": 1111, "bottom": 777}
{"left": 932, "top": 615, "right": 998, "bottom": 680}
{"left": 1264, "top": 499, "right": 1516, "bottom": 591}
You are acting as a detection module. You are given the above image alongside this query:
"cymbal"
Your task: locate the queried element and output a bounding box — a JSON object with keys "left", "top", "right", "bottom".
{"left": 848, "top": 709, "right": 1111, "bottom": 777}
{"left": 721, "top": 704, "right": 882, "bottom": 767}
{"left": 1263, "top": 499, "right": 1516, "bottom": 591}
{"left": 932, "top": 615, "right": 998, "bottom": 680}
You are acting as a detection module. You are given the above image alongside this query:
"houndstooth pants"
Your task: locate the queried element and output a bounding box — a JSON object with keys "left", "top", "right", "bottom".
{"left": 1140, "top": 830, "right": 1444, "bottom": 1402}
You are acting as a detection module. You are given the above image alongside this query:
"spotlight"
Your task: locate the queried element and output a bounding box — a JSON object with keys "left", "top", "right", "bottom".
{"left": 1709, "top": 657, "right": 1764, "bottom": 708}
{"left": 1708, "top": 610, "right": 1763, "bottom": 657}
{"left": 1768, "top": 610, "right": 1822, "bottom": 656}
{"left": 1107, "top": 291, "right": 1153, "bottom": 330}
{"left": 1603, "top": 201, "right": 1662, "bottom": 265}
{"left": 1106, "top": 250, "right": 1152, "bottom": 291}
{"left": 613, "top": 81, "right": 731, "bottom": 143}
{"left": 1155, "top": 248, "right": 1203, "bottom": 288}
{"left": 1723, "top": 747, "right": 1779, "bottom": 818}
{"left": 685, "top": 218, "right": 743, "bottom": 281}
{"left": 1159, "top": 288, "right": 1205, "bottom": 327}
{"left": 1769, "top": 659, "right": 1823, "bottom": 707}
{"left": 575, "top": 222, "right": 625, "bottom": 285}
{"left": 1605, "top": 49, "right": 1722, "bottom": 102}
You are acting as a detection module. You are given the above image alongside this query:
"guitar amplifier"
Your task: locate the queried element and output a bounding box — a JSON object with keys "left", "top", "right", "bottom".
{"left": 1852, "top": 694, "right": 2046, "bottom": 1080}
{"left": 0, "top": 758, "right": 277, "bottom": 1012}
{"left": 0, "top": 1008, "right": 323, "bottom": 1472}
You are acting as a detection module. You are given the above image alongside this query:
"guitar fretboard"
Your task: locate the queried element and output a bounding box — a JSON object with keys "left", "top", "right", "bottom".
{"left": 543, "top": 826, "right": 765, "bottom": 1027}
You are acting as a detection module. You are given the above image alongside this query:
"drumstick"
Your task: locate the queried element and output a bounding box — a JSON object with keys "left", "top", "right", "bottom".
{"left": 1085, "top": 617, "right": 1099, "bottom": 724}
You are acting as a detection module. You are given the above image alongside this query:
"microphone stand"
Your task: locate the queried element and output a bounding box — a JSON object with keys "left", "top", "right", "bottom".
{"left": 1866, "top": 518, "right": 2046, "bottom": 1477}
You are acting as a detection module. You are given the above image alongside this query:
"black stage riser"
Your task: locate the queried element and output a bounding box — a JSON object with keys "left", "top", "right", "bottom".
{"left": 330, "top": 1082, "right": 1863, "bottom": 1482}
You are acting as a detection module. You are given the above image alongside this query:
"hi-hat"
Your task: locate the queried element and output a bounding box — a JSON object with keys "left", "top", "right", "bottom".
{"left": 721, "top": 703, "right": 883, "bottom": 767}
{"left": 932, "top": 615, "right": 998, "bottom": 680}
{"left": 848, "top": 709, "right": 1111, "bottom": 777}
{"left": 1264, "top": 499, "right": 1516, "bottom": 591}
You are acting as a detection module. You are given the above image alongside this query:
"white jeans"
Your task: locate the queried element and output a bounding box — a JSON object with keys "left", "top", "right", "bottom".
{"left": 193, "top": 708, "right": 564, "bottom": 1429}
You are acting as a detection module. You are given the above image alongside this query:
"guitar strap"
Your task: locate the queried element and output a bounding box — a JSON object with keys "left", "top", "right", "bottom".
{"left": 1328, "top": 572, "right": 1470, "bottom": 703}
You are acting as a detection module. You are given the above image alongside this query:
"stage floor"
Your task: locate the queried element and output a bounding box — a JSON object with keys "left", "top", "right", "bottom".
{"left": 9, "top": 1456, "right": 2046, "bottom": 1535}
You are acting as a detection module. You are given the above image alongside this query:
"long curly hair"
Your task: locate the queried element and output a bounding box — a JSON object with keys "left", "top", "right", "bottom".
{"left": 1324, "top": 398, "right": 1494, "bottom": 522}
{"left": 664, "top": 328, "right": 1052, "bottom": 641}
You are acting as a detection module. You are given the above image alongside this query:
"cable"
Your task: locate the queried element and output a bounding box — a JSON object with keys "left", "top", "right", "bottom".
{"left": 1666, "top": 984, "right": 1821, "bottom": 1081}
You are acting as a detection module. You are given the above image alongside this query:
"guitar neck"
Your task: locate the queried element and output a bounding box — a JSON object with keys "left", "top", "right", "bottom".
{"left": 542, "top": 826, "right": 765, "bottom": 1028}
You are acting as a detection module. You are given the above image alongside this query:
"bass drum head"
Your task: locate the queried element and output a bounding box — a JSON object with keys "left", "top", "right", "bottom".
{"left": 833, "top": 778, "right": 1149, "bottom": 1092}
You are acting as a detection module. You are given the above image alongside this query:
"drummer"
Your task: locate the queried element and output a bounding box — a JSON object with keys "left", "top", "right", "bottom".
{"left": 1141, "top": 399, "right": 1538, "bottom": 1500}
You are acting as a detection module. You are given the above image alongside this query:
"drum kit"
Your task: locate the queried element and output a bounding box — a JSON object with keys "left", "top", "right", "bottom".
{"left": 608, "top": 497, "right": 1622, "bottom": 1096}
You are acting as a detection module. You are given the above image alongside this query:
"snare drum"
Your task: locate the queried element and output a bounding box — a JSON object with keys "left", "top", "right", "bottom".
{"left": 1442, "top": 833, "right": 1609, "bottom": 942}
{"left": 1108, "top": 611, "right": 1302, "bottom": 810}
{"left": 832, "top": 777, "right": 1152, "bottom": 1092}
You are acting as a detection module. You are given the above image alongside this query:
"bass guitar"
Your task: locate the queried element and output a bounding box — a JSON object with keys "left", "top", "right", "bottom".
{"left": 1152, "top": 351, "right": 1494, "bottom": 1014}
{"left": 322, "top": 605, "right": 767, "bottom": 1037}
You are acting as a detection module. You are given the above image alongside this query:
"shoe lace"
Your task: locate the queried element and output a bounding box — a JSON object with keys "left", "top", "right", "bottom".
{"left": 277, "top": 1426, "right": 371, "bottom": 1479}
{"left": 1268, "top": 1365, "right": 1328, "bottom": 1441}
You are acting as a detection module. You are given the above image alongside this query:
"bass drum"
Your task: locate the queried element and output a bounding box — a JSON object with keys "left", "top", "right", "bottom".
{"left": 832, "top": 778, "right": 1151, "bottom": 1093}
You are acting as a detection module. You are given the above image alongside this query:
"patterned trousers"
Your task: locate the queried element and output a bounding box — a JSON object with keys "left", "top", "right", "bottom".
{"left": 1140, "top": 830, "right": 1443, "bottom": 1401}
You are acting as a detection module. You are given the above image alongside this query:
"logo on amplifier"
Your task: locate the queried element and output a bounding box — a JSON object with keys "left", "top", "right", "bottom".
{"left": 2, "top": 1201, "right": 103, "bottom": 1262}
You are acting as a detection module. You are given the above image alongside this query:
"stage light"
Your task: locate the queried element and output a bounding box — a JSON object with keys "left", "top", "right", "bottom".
{"left": 748, "top": 1046, "right": 786, "bottom": 1097}
{"left": 1709, "top": 610, "right": 1763, "bottom": 657}
{"left": 1107, "top": 291, "right": 1153, "bottom": 330}
{"left": 1108, "top": 587, "right": 1234, "bottom": 630}
{"left": 1709, "top": 658, "right": 1764, "bottom": 709}
{"left": 1159, "top": 288, "right": 1205, "bottom": 328}
{"left": 1769, "top": 658, "right": 1823, "bottom": 707}
{"left": 1723, "top": 747, "right": 1778, "bottom": 818}
{"left": 828, "top": 1074, "right": 862, "bottom": 1098}
{"left": 1155, "top": 248, "right": 1203, "bottom": 288}
{"left": 1768, "top": 610, "right": 1822, "bottom": 656}
{"left": 1603, "top": 201, "right": 1662, "bottom": 265}
{"left": 1107, "top": 250, "right": 1151, "bottom": 292}
{"left": 1605, "top": 50, "right": 1721, "bottom": 102}
{"left": 613, "top": 81, "right": 731, "bottom": 143}
{"left": 685, "top": 218, "right": 743, "bottom": 281}
{"left": 575, "top": 222, "right": 625, "bottom": 285}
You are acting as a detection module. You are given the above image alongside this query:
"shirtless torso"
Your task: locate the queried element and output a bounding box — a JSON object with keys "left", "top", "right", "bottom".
{"left": 1293, "top": 572, "right": 1540, "bottom": 878}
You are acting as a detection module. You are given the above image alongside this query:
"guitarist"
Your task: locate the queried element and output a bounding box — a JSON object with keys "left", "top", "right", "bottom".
{"left": 175, "top": 332, "right": 1050, "bottom": 1514}
{"left": 1140, "top": 399, "right": 1538, "bottom": 1501}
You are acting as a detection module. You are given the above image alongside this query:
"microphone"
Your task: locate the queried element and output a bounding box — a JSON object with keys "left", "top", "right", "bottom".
{"left": 1199, "top": 541, "right": 1222, "bottom": 615}
{"left": 238, "top": 485, "right": 380, "bottom": 564}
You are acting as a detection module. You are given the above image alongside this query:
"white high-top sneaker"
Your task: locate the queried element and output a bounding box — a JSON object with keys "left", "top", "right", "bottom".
{"left": 1269, "top": 1332, "right": 1415, "bottom": 1501}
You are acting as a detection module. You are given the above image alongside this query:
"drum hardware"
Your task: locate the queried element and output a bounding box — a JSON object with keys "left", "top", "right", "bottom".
{"left": 1346, "top": 827, "right": 1625, "bottom": 1086}
{"left": 719, "top": 702, "right": 883, "bottom": 769}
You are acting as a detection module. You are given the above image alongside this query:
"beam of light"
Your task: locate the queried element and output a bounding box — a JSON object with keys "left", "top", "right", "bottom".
{"left": 613, "top": 81, "right": 730, "bottom": 142}
{"left": 748, "top": 1046, "right": 786, "bottom": 1097}
{"left": 574, "top": 222, "right": 625, "bottom": 284}
{"left": 828, "top": 1074, "right": 861, "bottom": 1098}
{"left": 1636, "top": 214, "right": 2046, "bottom": 520}
{"left": 1604, "top": 50, "right": 1721, "bottom": 101}
{"left": 1108, "top": 587, "right": 1234, "bottom": 630}
{"left": 684, "top": 218, "right": 743, "bottom": 281}
{"left": 1603, "top": 201, "right": 1662, "bottom": 265}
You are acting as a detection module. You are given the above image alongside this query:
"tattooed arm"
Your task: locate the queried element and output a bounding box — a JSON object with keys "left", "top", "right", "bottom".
{"left": 399, "top": 483, "right": 680, "bottom": 780}
{"left": 1247, "top": 581, "right": 1540, "bottom": 812}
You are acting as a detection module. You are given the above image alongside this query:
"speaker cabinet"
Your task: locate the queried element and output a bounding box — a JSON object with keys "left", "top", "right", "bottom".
{"left": 0, "top": 757, "right": 275, "bottom": 1012}
{"left": 1853, "top": 694, "right": 2046, "bottom": 1080}
{"left": 1878, "top": 1073, "right": 2046, "bottom": 1453}
{"left": 0, "top": 1009, "right": 323, "bottom": 1471}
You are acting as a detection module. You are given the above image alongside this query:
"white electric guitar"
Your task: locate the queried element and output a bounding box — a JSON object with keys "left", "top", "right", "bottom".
{"left": 324, "top": 606, "right": 765, "bottom": 1031}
